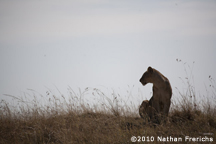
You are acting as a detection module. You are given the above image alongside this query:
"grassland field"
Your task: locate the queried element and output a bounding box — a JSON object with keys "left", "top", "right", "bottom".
{"left": 0, "top": 83, "right": 216, "bottom": 144}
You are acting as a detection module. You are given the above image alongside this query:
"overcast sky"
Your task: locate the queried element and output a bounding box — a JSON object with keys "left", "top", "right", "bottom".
{"left": 0, "top": 0, "right": 216, "bottom": 106}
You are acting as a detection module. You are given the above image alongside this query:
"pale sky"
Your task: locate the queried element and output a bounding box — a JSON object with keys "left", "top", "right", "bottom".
{"left": 0, "top": 0, "right": 216, "bottom": 107}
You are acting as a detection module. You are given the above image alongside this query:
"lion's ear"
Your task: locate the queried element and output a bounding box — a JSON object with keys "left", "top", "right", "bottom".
{"left": 148, "top": 66, "right": 153, "bottom": 73}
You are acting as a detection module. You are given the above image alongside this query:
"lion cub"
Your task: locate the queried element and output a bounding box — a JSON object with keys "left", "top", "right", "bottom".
{"left": 139, "top": 99, "right": 155, "bottom": 120}
{"left": 140, "top": 67, "right": 172, "bottom": 117}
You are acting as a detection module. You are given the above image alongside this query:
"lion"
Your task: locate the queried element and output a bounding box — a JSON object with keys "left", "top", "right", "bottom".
{"left": 139, "top": 99, "right": 155, "bottom": 120}
{"left": 139, "top": 66, "right": 172, "bottom": 117}
{"left": 139, "top": 97, "right": 164, "bottom": 122}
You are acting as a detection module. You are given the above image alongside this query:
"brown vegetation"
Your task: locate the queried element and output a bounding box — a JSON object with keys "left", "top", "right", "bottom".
{"left": 0, "top": 86, "right": 216, "bottom": 144}
{"left": 1, "top": 63, "right": 216, "bottom": 143}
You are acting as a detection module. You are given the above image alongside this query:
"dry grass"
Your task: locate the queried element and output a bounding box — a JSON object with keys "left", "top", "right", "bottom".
{"left": 0, "top": 86, "right": 216, "bottom": 144}
{"left": 1, "top": 62, "right": 216, "bottom": 143}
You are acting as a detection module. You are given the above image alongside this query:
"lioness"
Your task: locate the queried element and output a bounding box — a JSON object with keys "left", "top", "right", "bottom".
{"left": 140, "top": 67, "right": 172, "bottom": 117}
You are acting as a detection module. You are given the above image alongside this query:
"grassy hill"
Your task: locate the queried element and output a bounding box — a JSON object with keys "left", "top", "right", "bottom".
{"left": 0, "top": 87, "right": 216, "bottom": 143}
